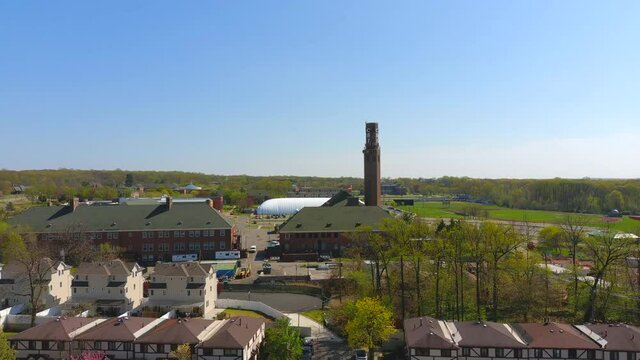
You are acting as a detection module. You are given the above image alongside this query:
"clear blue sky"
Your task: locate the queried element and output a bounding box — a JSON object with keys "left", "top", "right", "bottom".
{"left": 1, "top": 1, "right": 638, "bottom": 179}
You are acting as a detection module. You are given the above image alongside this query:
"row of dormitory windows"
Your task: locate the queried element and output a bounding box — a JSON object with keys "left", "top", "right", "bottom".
{"left": 285, "top": 232, "right": 340, "bottom": 239}
{"left": 149, "top": 289, "right": 203, "bottom": 296}
{"left": 143, "top": 230, "right": 225, "bottom": 239}
{"left": 413, "top": 348, "right": 639, "bottom": 360}
{"left": 142, "top": 241, "right": 226, "bottom": 252}
{"left": 38, "top": 230, "right": 227, "bottom": 241}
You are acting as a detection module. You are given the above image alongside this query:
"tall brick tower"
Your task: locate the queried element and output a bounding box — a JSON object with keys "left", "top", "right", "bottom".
{"left": 363, "top": 122, "right": 381, "bottom": 207}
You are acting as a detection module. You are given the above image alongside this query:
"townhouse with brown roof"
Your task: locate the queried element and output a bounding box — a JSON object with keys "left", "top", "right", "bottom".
{"left": 453, "top": 321, "right": 528, "bottom": 360}
{"left": 9, "top": 316, "right": 106, "bottom": 360}
{"left": 404, "top": 316, "right": 459, "bottom": 360}
{"left": 513, "top": 323, "right": 602, "bottom": 360}
{"left": 71, "top": 260, "right": 144, "bottom": 313}
{"left": 579, "top": 324, "right": 640, "bottom": 360}
{"left": 74, "top": 315, "right": 162, "bottom": 359}
{"left": 147, "top": 262, "right": 217, "bottom": 318}
{"left": 197, "top": 316, "right": 266, "bottom": 360}
{"left": 133, "top": 318, "right": 219, "bottom": 360}
{"left": 0, "top": 258, "right": 73, "bottom": 309}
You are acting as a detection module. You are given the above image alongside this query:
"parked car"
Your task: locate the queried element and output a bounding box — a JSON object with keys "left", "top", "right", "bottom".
{"left": 355, "top": 349, "right": 368, "bottom": 360}
{"left": 249, "top": 245, "right": 257, "bottom": 253}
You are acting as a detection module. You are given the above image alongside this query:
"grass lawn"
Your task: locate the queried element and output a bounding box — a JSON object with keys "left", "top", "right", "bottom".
{"left": 301, "top": 309, "right": 325, "bottom": 324}
{"left": 220, "top": 308, "right": 272, "bottom": 320}
{"left": 399, "top": 201, "right": 640, "bottom": 231}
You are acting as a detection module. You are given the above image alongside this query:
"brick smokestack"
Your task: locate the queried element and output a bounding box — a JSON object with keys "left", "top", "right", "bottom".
{"left": 363, "top": 122, "right": 381, "bottom": 207}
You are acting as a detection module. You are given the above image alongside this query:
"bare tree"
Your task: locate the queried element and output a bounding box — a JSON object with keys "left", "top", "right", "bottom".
{"left": 582, "top": 228, "right": 634, "bottom": 322}
{"left": 0, "top": 228, "right": 56, "bottom": 326}
{"left": 562, "top": 215, "right": 586, "bottom": 315}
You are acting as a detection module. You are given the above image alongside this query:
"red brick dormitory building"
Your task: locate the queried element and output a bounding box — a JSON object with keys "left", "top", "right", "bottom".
{"left": 8, "top": 197, "right": 237, "bottom": 265}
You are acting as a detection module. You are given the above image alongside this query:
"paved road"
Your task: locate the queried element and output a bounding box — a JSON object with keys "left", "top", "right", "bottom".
{"left": 218, "top": 292, "right": 322, "bottom": 312}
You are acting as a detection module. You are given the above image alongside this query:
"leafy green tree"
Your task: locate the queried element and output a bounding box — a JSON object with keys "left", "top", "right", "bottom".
{"left": 168, "top": 343, "right": 191, "bottom": 360}
{"left": 124, "top": 173, "right": 135, "bottom": 187}
{"left": 345, "top": 297, "right": 395, "bottom": 359}
{"left": 538, "top": 226, "right": 565, "bottom": 254}
{"left": 582, "top": 230, "right": 634, "bottom": 322}
{"left": 264, "top": 317, "right": 302, "bottom": 360}
{"left": 606, "top": 190, "right": 625, "bottom": 211}
{"left": 0, "top": 330, "right": 16, "bottom": 360}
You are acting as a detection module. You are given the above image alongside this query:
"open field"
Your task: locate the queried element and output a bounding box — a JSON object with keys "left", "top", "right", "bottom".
{"left": 399, "top": 201, "right": 640, "bottom": 232}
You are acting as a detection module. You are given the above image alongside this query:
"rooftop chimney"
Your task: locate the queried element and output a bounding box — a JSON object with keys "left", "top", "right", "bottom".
{"left": 71, "top": 197, "right": 80, "bottom": 211}
{"left": 166, "top": 196, "right": 173, "bottom": 210}
{"left": 206, "top": 199, "right": 213, "bottom": 209}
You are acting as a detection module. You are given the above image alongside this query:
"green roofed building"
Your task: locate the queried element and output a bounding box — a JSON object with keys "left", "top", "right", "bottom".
{"left": 8, "top": 197, "right": 237, "bottom": 265}
{"left": 277, "top": 205, "right": 391, "bottom": 261}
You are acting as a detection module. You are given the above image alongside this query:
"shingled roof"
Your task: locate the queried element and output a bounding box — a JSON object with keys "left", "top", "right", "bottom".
{"left": 513, "top": 323, "right": 600, "bottom": 350}
{"left": 75, "top": 317, "right": 157, "bottom": 342}
{"left": 8, "top": 202, "right": 232, "bottom": 233}
{"left": 201, "top": 317, "right": 265, "bottom": 349}
{"left": 135, "top": 318, "right": 214, "bottom": 344}
{"left": 278, "top": 206, "right": 391, "bottom": 233}
{"left": 153, "top": 262, "right": 209, "bottom": 277}
{"left": 10, "top": 317, "right": 100, "bottom": 342}
{"left": 404, "top": 316, "right": 457, "bottom": 350}
{"left": 76, "top": 260, "right": 139, "bottom": 276}
{"left": 455, "top": 321, "right": 527, "bottom": 348}
{"left": 584, "top": 324, "right": 640, "bottom": 352}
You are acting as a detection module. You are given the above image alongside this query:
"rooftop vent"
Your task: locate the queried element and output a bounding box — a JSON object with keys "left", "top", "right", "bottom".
{"left": 178, "top": 221, "right": 183, "bottom": 225}
{"left": 355, "top": 222, "right": 362, "bottom": 227}
{"left": 146, "top": 222, "right": 151, "bottom": 226}
{"left": 111, "top": 222, "right": 117, "bottom": 226}
{"left": 325, "top": 223, "right": 332, "bottom": 228}
{"left": 295, "top": 224, "right": 302, "bottom": 228}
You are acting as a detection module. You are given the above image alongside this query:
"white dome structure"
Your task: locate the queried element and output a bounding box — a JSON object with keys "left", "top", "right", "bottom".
{"left": 256, "top": 197, "right": 330, "bottom": 216}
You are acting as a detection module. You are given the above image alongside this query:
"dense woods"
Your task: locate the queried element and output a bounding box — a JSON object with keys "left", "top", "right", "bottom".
{"left": 1, "top": 170, "right": 639, "bottom": 214}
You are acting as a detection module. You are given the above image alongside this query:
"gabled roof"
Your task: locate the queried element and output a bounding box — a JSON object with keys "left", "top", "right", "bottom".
{"left": 0, "top": 258, "right": 68, "bottom": 276}
{"left": 8, "top": 202, "right": 232, "bottom": 232}
{"left": 76, "top": 260, "right": 139, "bottom": 276}
{"left": 513, "top": 323, "right": 600, "bottom": 349}
{"left": 76, "top": 317, "right": 157, "bottom": 342}
{"left": 153, "top": 262, "right": 208, "bottom": 277}
{"left": 278, "top": 206, "right": 391, "bottom": 233}
{"left": 404, "top": 316, "right": 457, "bottom": 349}
{"left": 584, "top": 324, "right": 640, "bottom": 352}
{"left": 10, "top": 317, "right": 98, "bottom": 341}
{"left": 135, "top": 318, "right": 214, "bottom": 344}
{"left": 201, "top": 317, "right": 264, "bottom": 349}
{"left": 455, "top": 321, "right": 526, "bottom": 348}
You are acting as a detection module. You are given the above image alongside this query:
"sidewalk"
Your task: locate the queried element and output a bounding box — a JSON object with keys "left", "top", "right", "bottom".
{"left": 283, "top": 313, "right": 342, "bottom": 342}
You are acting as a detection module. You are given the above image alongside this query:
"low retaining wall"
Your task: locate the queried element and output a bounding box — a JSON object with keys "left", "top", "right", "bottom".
{"left": 216, "top": 299, "right": 311, "bottom": 336}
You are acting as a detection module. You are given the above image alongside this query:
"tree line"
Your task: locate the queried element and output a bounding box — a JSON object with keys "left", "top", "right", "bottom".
{"left": 334, "top": 216, "right": 640, "bottom": 326}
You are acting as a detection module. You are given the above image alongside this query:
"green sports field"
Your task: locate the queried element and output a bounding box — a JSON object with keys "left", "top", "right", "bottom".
{"left": 398, "top": 201, "right": 640, "bottom": 232}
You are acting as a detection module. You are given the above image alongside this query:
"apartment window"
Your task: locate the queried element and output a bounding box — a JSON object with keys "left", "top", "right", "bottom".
{"left": 203, "top": 348, "right": 213, "bottom": 356}
{"left": 220, "top": 229, "right": 226, "bottom": 236}
{"left": 462, "top": 348, "right": 471, "bottom": 356}
{"left": 156, "top": 344, "right": 164, "bottom": 353}
{"left": 141, "top": 344, "right": 148, "bottom": 353}
{"left": 442, "top": 349, "right": 451, "bottom": 357}
{"left": 534, "top": 349, "right": 543, "bottom": 358}
{"left": 187, "top": 290, "right": 191, "bottom": 296}
{"left": 174, "top": 231, "right": 181, "bottom": 237}
{"left": 514, "top": 349, "right": 523, "bottom": 358}
{"left": 174, "top": 242, "right": 182, "bottom": 251}
{"left": 57, "top": 341, "right": 65, "bottom": 351}
{"left": 568, "top": 350, "right": 577, "bottom": 359}
{"left": 189, "top": 231, "right": 195, "bottom": 237}
{"left": 628, "top": 353, "right": 637, "bottom": 360}
{"left": 220, "top": 241, "right": 225, "bottom": 250}
{"left": 203, "top": 242, "right": 209, "bottom": 250}
{"left": 496, "top": 348, "right": 504, "bottom": 358}
{"left": 150, "top": 290, "right": 154, "bottom": 296}
{"left": 224, "top": 349, "right": 240, "bottom": 356}
{"left": 416, "top": 349, "right": 430, "bottom": 356}
{"left": 171, "top": 344, "right": 178, "bottom": 351}
{"left": 480, "top": 348, "right": 489, "bottom": 357}
{"left": 611, "top": 352, "right": 620, "bottom": 360}
{"left": 552, "top": 349, "right": 562, "bottom": 358}
{"left": 28, "top": 341, "right": 35, "bottom": 350}
{"left": 78, "top": 341, "right": 85, "bottom": 350}
{"left": 107, "top": 232, "right": 113, "bottom": 239}
{"left": 588, "top": 351, "right": 596, "bottom": 360}
{"left": 124, "top": 342, "right": 131, "bottom": 351}
{"left": 94, "top": 341, "right": 102, "bottom": 350}
{"left": 42, "top": 341, "right": 49, "bottom": 350}
{"left": 203, "top": 230, "right": 209, "bottom": 237}
{"left": 146, "top": 231, "right": 153, "bottom": 238}
{"left": 194, "top": 231, "right": 200, "bottom": 237}
{"left": 96, "top": 233, "right": 102, "bottom": 239}
{"left": 159, "top": 231, "right": 164, "bottom": 238}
